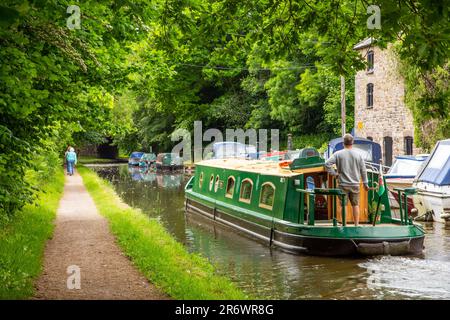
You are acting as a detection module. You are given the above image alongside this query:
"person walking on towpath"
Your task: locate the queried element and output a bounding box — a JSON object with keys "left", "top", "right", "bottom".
{"left": 66, "top": 147, "right": 77, "bottom": 176}
{"left": 325, "top": 134, "right": 369, "bottom": 226}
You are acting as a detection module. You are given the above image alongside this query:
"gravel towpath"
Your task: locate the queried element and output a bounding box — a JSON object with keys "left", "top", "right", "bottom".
{"left": 34, "top": 171, "right": 167, "bottom": 300}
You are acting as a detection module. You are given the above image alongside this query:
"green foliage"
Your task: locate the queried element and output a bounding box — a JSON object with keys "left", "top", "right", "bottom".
{"left": 0, "top": 0, "right": 145, "bottom": 217}
{"left": 79, "top": 166, "right": 248, "bottom": 299}
{"left": 0, "top": 169, "right": 64, "bottom": 299}
{"left": 400, "top": 55, "right": 449, "bottom": 151}
{"left": 292, "top": 134, "right": 333, "bottom": 153}
{"left": 119, "top": 0, "right": 448, "bottom": 157}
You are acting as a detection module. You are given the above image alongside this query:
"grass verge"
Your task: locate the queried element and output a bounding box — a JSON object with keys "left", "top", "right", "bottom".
{"left": 78, "top": 166, "right": 248, "bottom": 300}
{"left": 0, "top": 169, "right": 65, "bottom": 299}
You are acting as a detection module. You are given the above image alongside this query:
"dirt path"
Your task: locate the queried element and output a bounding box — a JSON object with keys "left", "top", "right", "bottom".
{"left": 34, "top": 171, "right": 167, "bottom": 300}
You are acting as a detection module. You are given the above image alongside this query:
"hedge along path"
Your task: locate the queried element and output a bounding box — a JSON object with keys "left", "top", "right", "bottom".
{"left": 34, "top": 171, "right": 167, "bottom": 300}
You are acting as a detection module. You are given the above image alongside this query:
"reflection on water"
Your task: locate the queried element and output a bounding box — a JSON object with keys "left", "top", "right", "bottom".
{"left": 92, "top": 164, "right": 450, "bottom": 300}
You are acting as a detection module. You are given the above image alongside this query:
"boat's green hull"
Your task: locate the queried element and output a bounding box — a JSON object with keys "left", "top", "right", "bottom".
{"left": 185, "top": 190, "right": 425, "bottom": 256}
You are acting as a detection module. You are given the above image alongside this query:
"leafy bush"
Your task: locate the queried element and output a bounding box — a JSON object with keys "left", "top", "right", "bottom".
{"left": 292, "top": 133, "right": 333, "bottom": 153}
{"left": 0, "top": 169, "right": 64, "bottom": 299}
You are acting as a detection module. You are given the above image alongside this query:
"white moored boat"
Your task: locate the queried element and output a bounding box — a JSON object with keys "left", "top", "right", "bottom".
{"left": 385, "top": 155, "right": 428, "bottom": 219}
{"left": 413, "top": 139, "right": 450, "bottom": 222}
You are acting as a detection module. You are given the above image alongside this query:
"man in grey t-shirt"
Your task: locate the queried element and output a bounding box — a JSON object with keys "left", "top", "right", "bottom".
{"left": 325, "top": 134, "right": 369, "bottom": 226}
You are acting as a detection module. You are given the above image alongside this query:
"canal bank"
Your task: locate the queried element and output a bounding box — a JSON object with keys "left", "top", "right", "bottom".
{"left": 0, "top": 169, "right": 65, "bottom": 299}
{"left": 34, "top": 171, "right": 167, "bottom": 300}
{"left": 78, "top": 166, "right": 247, "bottom": 299}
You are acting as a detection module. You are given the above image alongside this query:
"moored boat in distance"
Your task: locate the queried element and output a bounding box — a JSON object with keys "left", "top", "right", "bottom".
{"left": 155, "top": 153, "right": 184, "bottom": 171}
{"left": 325, "top": 136, "right": 382, "bottom": 165}
{"left": 139, "top": 152, "right": 157, "bottom": 168}
{"left": 385, "top": 155, "right": 429, "bottom": 219}
{"left": 209, "top": 141, "right": 258, "bottom": 160}
{"left": 128, "top": 151, "right": 144, "bottom": 166}
{"left": 185, "top": 148, "right": 425, "bottom": 256}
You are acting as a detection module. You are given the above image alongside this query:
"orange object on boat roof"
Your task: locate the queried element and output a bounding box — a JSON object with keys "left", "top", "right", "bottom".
{"left": 278, "top": 160, "right": 292, "bottom": 168}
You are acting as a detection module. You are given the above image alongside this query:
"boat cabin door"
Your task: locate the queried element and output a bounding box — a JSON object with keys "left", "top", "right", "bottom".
{"left": 328, "top": 175, "right": 369, "bottom": 223}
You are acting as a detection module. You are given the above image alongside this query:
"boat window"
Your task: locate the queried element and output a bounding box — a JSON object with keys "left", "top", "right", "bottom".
{"left": 352, "top": 144, "right": 373, "bottom": 162}
{"left": 209, "top": 174, "right": 214, "bottom": 191}
{"left": 426, "top": 145, "right": 450, "bottom": 171}
{"left": 259, "top": 182, "right": 275, "bottom": 210}
{"left": 416, "top": 143, "right": 450, "bottom": 185}
{"left": 285, "top": 151, "right": 300, "bottom": 160}
{"left": 387, "top": 159, "right": 424, "bottom": 177}
{"left": 214, "top": 175, "right": 220, "bottom": 192}
{"left": 306, "top": 176, "right": 315, "bottom": 190}
{"left": 239, "top": 179, "right": 253, "bottom": 203}
{"left": 199, "top": 172, "right": 203, "bottom": 188}
{"left": 226, "top": 176, "right": 235, "bottom": 198}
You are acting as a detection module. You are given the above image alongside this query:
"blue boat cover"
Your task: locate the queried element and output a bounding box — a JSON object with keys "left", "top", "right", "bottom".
{"left": 416, "top": 139, "right": 450, "bottom": 186}
{"left": 130, "top": 152, "right": 144, "bottom": 158}
{"left": 325, "top": 137, "right": 382, "bottom": 164}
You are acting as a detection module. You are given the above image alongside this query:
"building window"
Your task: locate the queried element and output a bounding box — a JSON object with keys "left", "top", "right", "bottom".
{"left": 259, "top": 183, "right": 275, "bottom": 210}
{"left": 209, "top": 174, "right": 214, "bottom": 191}
{"left": 383, "top": 136, "right": 393, "bottom": 167}
{"left": 225, "top": 176, "right": 235, "bottom": 198}
{"left": 239, "top": 179, "right": 253, "bottom": 203}
{"left": 214, "top": 175, "right": 220, "bottom": 192}
{"left": 367, "top": 136, "right": 373, "bottom": 141}
{"left": 404, "top": 136, "right": 414, "bottom": 155}
{"left": 199, "top": 172, "right": 203, "bottom": 188}
{"left": 367, "top": 83, "right": 374, "bottom": 108}
{"left": 367, "top": 50, "right": 374, "bottom": 72}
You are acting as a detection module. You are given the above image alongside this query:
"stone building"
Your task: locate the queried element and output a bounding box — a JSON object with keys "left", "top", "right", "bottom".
{"left": 353, "top": 38, "right": 421, "bottom": 166}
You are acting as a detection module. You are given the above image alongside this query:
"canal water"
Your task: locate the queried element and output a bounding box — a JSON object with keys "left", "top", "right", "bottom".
{"left": 91, "top": 164, "right": 450, "bottom": 300}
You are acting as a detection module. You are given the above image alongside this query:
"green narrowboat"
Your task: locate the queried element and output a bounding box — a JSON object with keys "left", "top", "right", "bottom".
{"left": 155, "top": 153, "right": 184, "bottom": 171}
{"left": 184, "top": 148, "right": 425, "bottom": 256}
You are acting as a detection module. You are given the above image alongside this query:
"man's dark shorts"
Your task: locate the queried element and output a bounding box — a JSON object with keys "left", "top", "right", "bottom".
{"left": 339, "top": 185, "right": 360, "bottom": 206}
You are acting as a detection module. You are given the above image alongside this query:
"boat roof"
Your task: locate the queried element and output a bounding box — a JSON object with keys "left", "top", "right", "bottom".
{"left": 196, "top": 158, "right": 304, "bottom": 177}
{"left": 416, "top": 139, "right": 450, "bottom": 186}
{"left": 213, "top": 141, "right": 246, "bottom": 146}
{"left": 130, "top": 151, "right": 144, "bottom": 157}
{"left": 213, "top": 141, "right": 256, "bottom": 147}
{"left": 328, "top": 136, "right": 378, "bottom": 148}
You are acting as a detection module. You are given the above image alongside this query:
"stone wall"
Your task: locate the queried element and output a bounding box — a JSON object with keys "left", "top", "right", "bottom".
{"left": 354, "top": 44, "right": 421, "bottom": 164}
